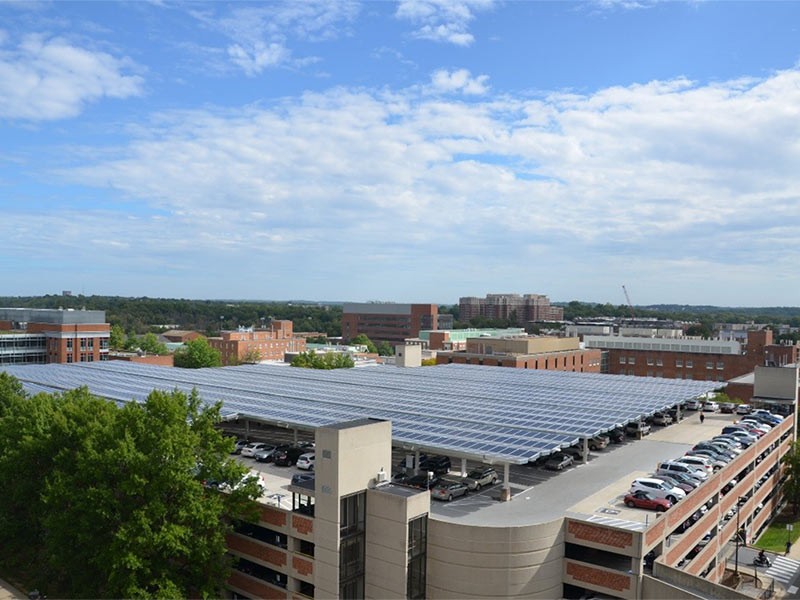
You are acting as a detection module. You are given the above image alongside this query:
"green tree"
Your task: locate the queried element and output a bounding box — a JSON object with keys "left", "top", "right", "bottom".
{"left": 783, "top": 440, "right": 800, "bottom": 516}
{"left": 349, "top": 334, "right": 378, "bottom": 354}
{"left": 376, "top": 341, "right": 394, "bottom": 356}
{"left": 0, "top": 379, "right": 257, "bottom": 598}
{"left": 174, "top": 337, "right": 222, "bottom": 369}
{"left": 241, "top": 348, "right": 262, "bottom": 364}
{"left": 291, "top": 350, "right": 354, "bottom": 369}
{"left": 138, "top": 332, "right": 169, "bottom": 355}
{"left": 109, "top": 324, "right": 126, "bottom": 350}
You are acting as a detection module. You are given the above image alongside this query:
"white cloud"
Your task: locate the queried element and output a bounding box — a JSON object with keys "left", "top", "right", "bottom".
{"left": 395, "top": 0, "right": 495, "bottom": 46}
{"left": 0, "top": 33, "right": 143, "bottom": 121}
{"left": 430, "top": 68, "right": 489, "bottom": 94}
{"left": 191, "top": 1, "right": 360, "bottom": 76}
{"left": 20, "top": 66, "right": 800, "bottom": 302}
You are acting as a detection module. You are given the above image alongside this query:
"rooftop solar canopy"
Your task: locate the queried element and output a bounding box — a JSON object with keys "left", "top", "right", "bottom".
{"left": 0, "top": 362, "right": 718, "bottom": 465}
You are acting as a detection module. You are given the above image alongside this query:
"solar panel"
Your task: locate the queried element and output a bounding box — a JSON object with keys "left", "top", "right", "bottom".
{"left": 0, "top": 361, "right": 717, "bottom": 465}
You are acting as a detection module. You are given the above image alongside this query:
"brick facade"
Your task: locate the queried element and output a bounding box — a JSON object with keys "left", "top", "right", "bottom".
{"left": 208, "top": 320, "right": 306, "bottom": 366}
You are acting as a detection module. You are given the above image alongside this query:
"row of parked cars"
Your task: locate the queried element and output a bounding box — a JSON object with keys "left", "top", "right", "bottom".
{"left": 233, "top": 439, "right": 316, "bottom": 469}
{"left": 624, "top": 409, "right": 784, "bottom": 513}
{"left": 392, "top": 458, "right": 500, "bottom": 502}
{"left": 685, "top": 399, "right": 752, "bottom": 414}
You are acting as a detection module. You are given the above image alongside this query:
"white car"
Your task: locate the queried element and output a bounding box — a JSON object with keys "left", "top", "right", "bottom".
{"left": 296, "top": 453, "right": 315, "bottom": 470}
{"left": 658, "top": 461, "right": 709, "bottom": 481}
{"left": 736, "top": 404, "right": 752, "bottom": 415}
{"left": 702, "top": 401, "right": 719, "bottom": 412}
{"left": 753, "top": 409, "right": 783, "bottom": 422}
{"left": 740, "top": 419, "right": 771, "bottom": 433}
{"left": 630, "top": 477, "right": 686, "bottom": 503}
{"left": 725, "top": 431, "right": 758, "bottom": 445}
{"left": 686, "top": 399, "right": 702, "bottom": 411}
{"left": 241, "top": 442, "right": 269, "bottom": 458}
{"left": 676, "top": 456, "right": 714, "bottom": 473}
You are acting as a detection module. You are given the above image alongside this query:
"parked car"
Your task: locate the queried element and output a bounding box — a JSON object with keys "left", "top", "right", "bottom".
{"left": 463, "top": 467, "right": 498, "bottom": 491}
{"left": 736, "top": 404, "right": 752, "bottom": 415}
{"left": 625, "top": 421, "right": 651, "bottom": 437}
{"left": 396, "top": 453, "right": 429, "bottom": 471}
{"left": 254, "top": 445, "right": 281, "bottom": 462}
{"left": 291, "top": 472, "right": 315, "bottom": 486}
{"left": 624, "top": 490, "right": 672, "bottom": 512}
{"left": 686, "top": 399, "right": 702, "bottom": 411}
{"left": 651, "top": 474, "right": 695, "bottom": 494}
{"left": 589, "top": 435, "right": 610, "bottom": 451}
{"left": 430, "top": 481, "right": 469, "bottom": 502}
{"left": 652, "top": 412, "right": 673, "bottom": 426}
{"left": 665, "top": 471, "right": 703, "bottom": 488}
{"left": 739, "top": 419, "right": 771, "bottom": 432}
{"left": 562, "top": 446, "right": 585, "bottom": 461}
{"left": 274, "top": 446, "right": 307, "bottom": 466}
{"left": 676, "top": 456, "right": 715, "bottom": 473}
{"left": 720, "top": 431, "right": 757, "bottom": 447}
{"left": 685, "top": 451, "right": 727, "bottom": 470}
{"left": 702, "top": 401, "right": 719, "bottom": 413}
{"left": 420, "top": 455, "right": 451, "bottom": 475}
{"left": 720, "top": 402, "right": 736, "bottom": 414}
{"left": 630, "top": 477, "right": 686, "bottom": 503}
{"left": 231, "top": 439, "right": 249, "bottom": 455}
{"left": 405, "top": 474, "right": 441, "bottom": 490}
{"left": 544, "top": 453, "right": 574, "bottom": 471}
{"left": 752, "top": 410, "right": 783, "bottom": 425}
{"left": 657, "top": 461, "right": 708, "bottom": 481}
{"left": 608, "top": 428, "right": 626, "bottom": 444}
{"left": 687, "top": 449, "right": 732, "bottom": 465}
{"left": 296, "top": 453, "right": 315, "bottom": 471}
{"left": 710, "top": 436, "right": 744, "bottom": 450}
{"left": 241, "top": 442, "right": 270, "bottom": 458}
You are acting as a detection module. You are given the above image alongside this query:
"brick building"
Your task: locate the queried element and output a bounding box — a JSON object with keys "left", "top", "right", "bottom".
{"left": 459, "top": 293, "right": 563, "bottom": 325}
{"left": 341, "top": 303, "right": 440, "bottom": 345}
{"left": 0, "top": 307, "right": 110, "bottom": 365}
{"left": 585, "top": 330, "right": 799, "bottom": 381}
{"left": 208, "top": 320, "right": 306, "bottom": 366}
{"left": 436, "top": 335, "right": 603, "bottom": 372}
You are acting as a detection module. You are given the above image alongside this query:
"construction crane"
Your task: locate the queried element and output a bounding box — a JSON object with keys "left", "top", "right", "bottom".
{"left": 622, "top": 285, "right": 636, "bottom": 320}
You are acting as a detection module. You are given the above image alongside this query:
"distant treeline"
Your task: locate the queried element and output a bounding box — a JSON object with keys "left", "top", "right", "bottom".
{"left": 2, "top": 296, "right": 799, "bottom": 338}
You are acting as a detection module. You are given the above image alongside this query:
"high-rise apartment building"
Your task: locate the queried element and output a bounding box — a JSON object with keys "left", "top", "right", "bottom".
{"left": 0, "top": 307, "right": 110, "bottom": 365}
{"left": 459, "top": 293, "right": 563, "bottom": 325}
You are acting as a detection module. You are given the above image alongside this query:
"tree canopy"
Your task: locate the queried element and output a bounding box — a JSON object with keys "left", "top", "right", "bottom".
{"left": 0, "top": 376, "right": 259, "bottom": 598}
{"left": 174, "top": 337, "right": 222, "bottom": 368}
{"left": 783, "top": 440, "right": 800, "bottom": 516}
{"left": 349, "top": 334, "right": 378, "bottom": 354}
{"left": 291, "top": 350, "right": 354, "bottom": 369}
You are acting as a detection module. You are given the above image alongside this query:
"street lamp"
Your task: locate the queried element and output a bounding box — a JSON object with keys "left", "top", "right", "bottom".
{"left": 734, "top": 496, "right": 747, "bottom": 576}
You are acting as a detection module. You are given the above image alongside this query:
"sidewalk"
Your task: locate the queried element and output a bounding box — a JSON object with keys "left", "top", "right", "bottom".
{"left": 0, "top": 577, "right": 25, "bottom": 600}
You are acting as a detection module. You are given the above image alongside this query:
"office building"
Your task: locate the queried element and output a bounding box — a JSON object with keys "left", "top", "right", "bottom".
{"left": 208, "top": 320, "right": 306, "bottom": 366}
{"left": 436, "top": 335, "right": 603, "bottom": 371}
{"left": 0, "top": 307, "right": 110, "bottom": 365}
{"left": 341, "top": 303, "right": 440, "bottom": 345}
{"left": 585, "top": 330, "right": 799, "bottom": 381}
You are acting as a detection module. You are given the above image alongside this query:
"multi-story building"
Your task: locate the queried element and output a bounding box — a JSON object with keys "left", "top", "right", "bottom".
{"left": 208, "top": 320, "right": 306, "bottom": 366}
{"left": 458, "top": 293, "right": 564, "bottom": 325}
{"left": 585, "top": 330, "right": 800, "bottom": 381}
{"left": 0, "top": 307, "right": 110, "bottom": 365}
{"left": 436, "top": 335, "right": 603, "bottom": 372}
{"left": 341, "top": 303, "right": 440, "bottom": 345}
{"left": 3, "top": 360, "right": 797, "bottom": 599}
{"left": 409, "top": 327, "right": 526, "bottom": 351}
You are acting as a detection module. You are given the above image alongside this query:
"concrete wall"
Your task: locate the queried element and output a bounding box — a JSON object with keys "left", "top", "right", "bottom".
{"left": 649, "top": 564, "right": 751, "bottom": 599}
{"left": 754, "top": 365, "right": 799, "bottom": 401}
{"left": 426, "top": 517, "right": 564, "bottom": 599}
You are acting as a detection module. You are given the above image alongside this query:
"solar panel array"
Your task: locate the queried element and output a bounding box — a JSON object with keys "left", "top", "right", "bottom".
{"left": 0, "top": 362, "right": 718, "bottom": 465}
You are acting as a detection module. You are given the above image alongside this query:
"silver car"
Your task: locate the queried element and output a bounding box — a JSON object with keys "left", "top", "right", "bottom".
{"left": 463, "top": 467, "right": 498, "bottom": 491}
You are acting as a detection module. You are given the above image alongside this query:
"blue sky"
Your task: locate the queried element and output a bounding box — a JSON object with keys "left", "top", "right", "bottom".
{"left": 2, "top": 1, "right": 800, "bottom": 306}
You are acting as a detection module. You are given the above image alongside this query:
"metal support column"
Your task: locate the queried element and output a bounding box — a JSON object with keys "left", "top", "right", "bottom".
{"left": 461, "top": 458, "right": 468, "bottom": 477}
{"left": 581, "top": 437, "right": 589, "bottom": 462}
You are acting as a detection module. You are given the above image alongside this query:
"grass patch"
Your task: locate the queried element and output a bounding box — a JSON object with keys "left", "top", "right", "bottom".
{"left": 752, "top": 507, "right": 800, "bottom": 553}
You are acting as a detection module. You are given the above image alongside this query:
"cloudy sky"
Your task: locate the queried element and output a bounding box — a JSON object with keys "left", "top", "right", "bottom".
{"left": 2, "top": 1, "right": 800, "bottom": 306}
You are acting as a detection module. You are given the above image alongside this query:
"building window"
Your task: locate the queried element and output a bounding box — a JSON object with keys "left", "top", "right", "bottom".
{"left": 67, "top": 355, "right": 73, "bottom": 363}
{"left": 628, "top": 357, "right": 635, "bottom": 365}
{"left": 340, "top": 492, "right": 366, "bottom": 599}
{"left": 619, "top": 356, "right": 626, "bottom": 364}
{"left": 676, "top": 359, "right": 683, "bottom": 368}
{"left": 66, "top": 339, "right": 73, "bottom": 350}
{"left": 407, "top": 516, "right": 427, "bottom": 600}
{"left": 717, "top": 361, "right": 724, "bottom": 370}
{"left": 647, "top": 357, "right": 654, "bottom": 366}
{"left": 706, "top": 361, "right": 713, "bottom": 370}
{"left": 656, "top": 358, "right": 663, "bottom": 367}
{"left": 686, "top": 360, "right": 693, "bottom": 368}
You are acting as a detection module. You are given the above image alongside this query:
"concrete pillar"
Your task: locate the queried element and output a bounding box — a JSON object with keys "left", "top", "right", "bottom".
{"left": 245, "top": 419, "right": 250, "bottom": 439}
{"left": 293, "top": 429, "right": 298, "bottom": 445}
{"left": 414, "top": 449, "right": 421, "bottom": 475}
{"left": 582, "top": 437, "right": 589, "bottom": 462}
{"left": 500, "top": 463, "right": 512, "bottom": 501}
{"left": 461, "top": 458, "right": 468, "bottom": 477}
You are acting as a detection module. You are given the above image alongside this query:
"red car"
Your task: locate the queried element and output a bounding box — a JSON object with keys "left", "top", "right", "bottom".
{"left": 624, "top": 491, "right": 672, "bottom": 512}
